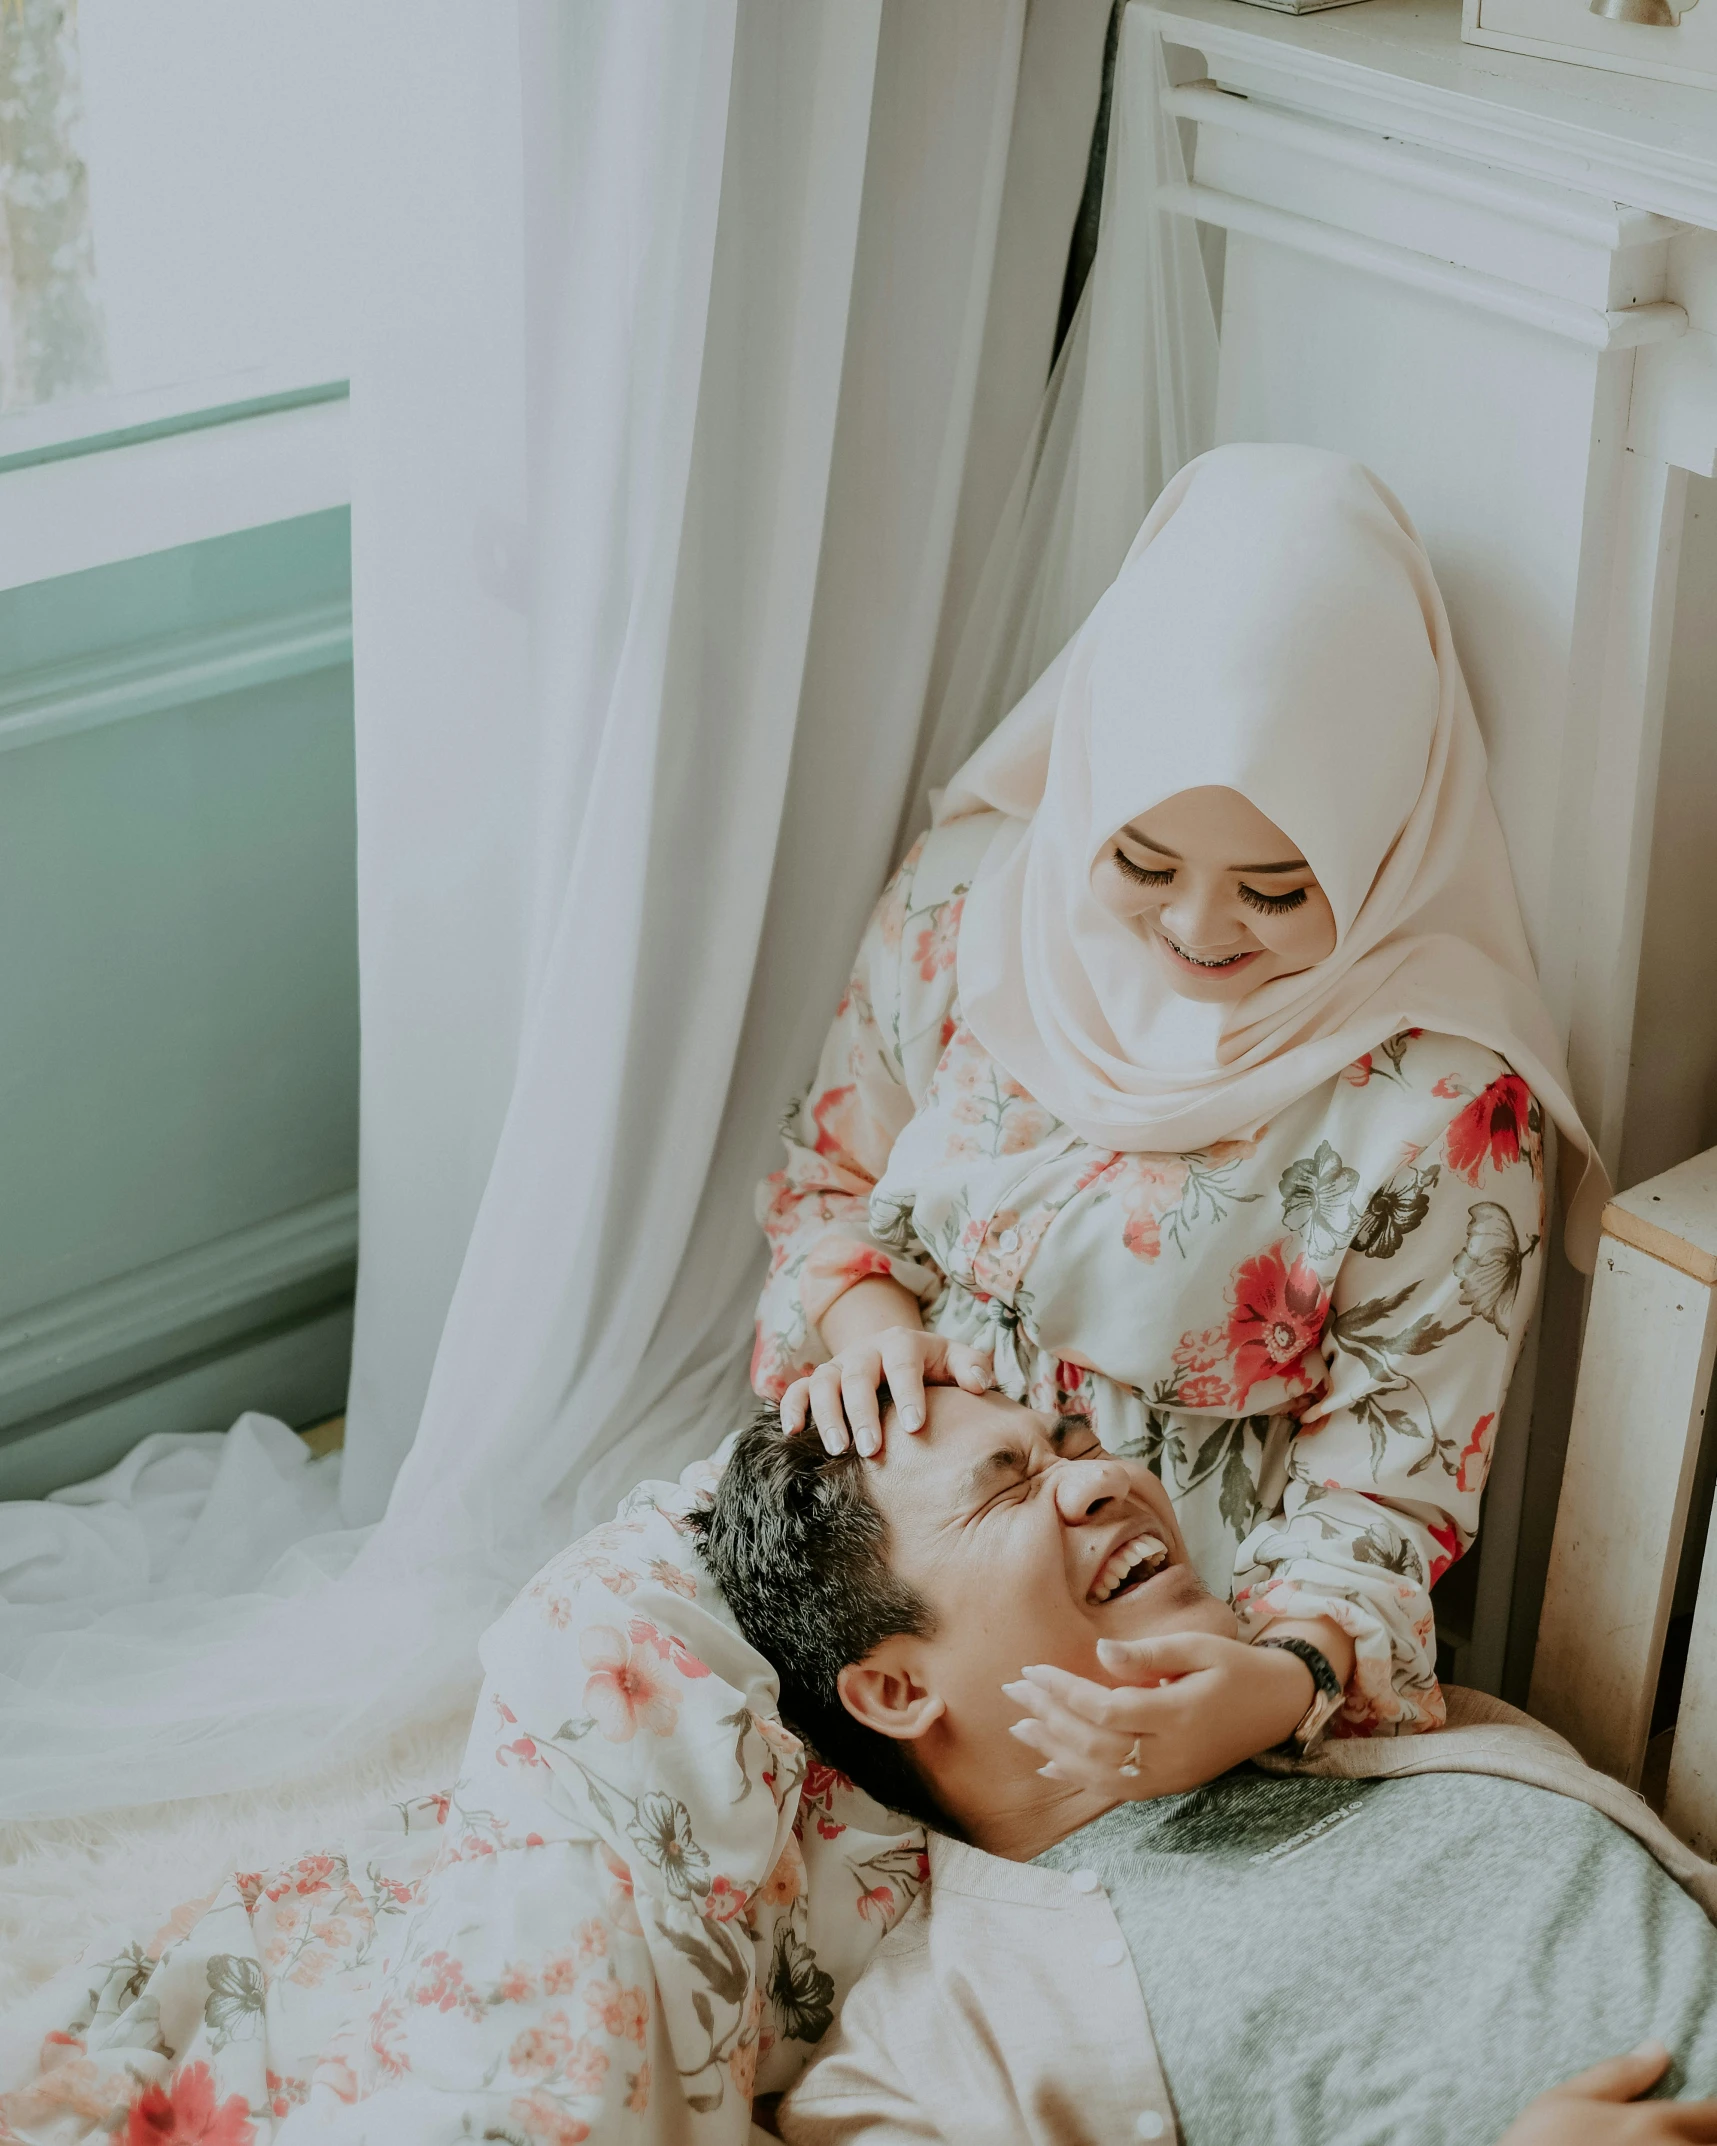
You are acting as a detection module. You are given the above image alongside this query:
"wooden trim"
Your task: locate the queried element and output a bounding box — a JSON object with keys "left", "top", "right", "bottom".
{"left": 0, "top": 1303, "right": 354, "bottom": 1503}
{"left": 1147, "top": 0, "right": 1717, "bottom": 229}
{"left": 1530, "top": 1234, "right": 1717, "bottom": 1785}
{"left": 1163, "top": 81, "right": 1674, "bottom": 247}
{"left": 0, "top": 1190, "right": 358, "bottom": 1425}
{"left": 1154, "top": 181, "right": 1687, "bottom": 349}
{"left": 0, "top": 379, "right": 348, "bottom": 478}
{"left": 1602, "top": 1204, "right": 1717, "bottom": 1285}
{"left": 0, "top": 396, "right": 351, "bottom": 593}
{"left": 0, "top": 598, "right": 352, "bottom": 758}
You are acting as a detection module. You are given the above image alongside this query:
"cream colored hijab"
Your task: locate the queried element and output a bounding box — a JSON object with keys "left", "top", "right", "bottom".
{"left": 942, "top": 443, "right": 1606, "bottom": 1267}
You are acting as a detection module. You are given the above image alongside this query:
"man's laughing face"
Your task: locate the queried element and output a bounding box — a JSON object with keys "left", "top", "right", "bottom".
{"left": 853, "top": 1387, "right": 1236, "bottom": 1754}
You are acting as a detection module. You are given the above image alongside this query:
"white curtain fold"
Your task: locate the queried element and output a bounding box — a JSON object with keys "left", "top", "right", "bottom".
{"left": 0, "top": 0, "right": 1215, "bottom": 1831}
{"left": 901, "top": 12, "right": 1217, "bottom": 846}
{"left": 0, "top": 0, "right": 1037, "bottom": 1822}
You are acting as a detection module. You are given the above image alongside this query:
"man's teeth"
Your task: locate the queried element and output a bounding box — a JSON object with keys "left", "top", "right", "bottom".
{"left": 1089, "top": 1533, "right": 1168, "bottom": 1603}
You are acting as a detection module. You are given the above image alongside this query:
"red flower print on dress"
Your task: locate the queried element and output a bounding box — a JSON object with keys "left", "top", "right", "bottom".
{"left": 798, "top": 1758, "right": 853, "bottom": 1842}
{"left": 1108, "top": 1153, "right": 1192, "bottom": 1264}
{"left": 626, "top": 1616, "right": 711, "bottom": 1681}
{"left": 809, "top": 1083, "right": 892, "bottom": 1176}
{"left": 586, "top": 1978, "right": 650, "bottom": 2044}
{"left": 410, "top": 1950, "right": 484, "bottom": 2019}
{"left": 367, "top": 1998, "right": 409, "bottom": 2082}
{"left": 759, "top": 1835, "right": 805, "bottom": 1908}
{"left": 702, "top": 1873, "right": 752, "bottom": 1923}
{"left": 911, "top": 893, "right": 963, "bottom": 982}
{"left": 508, "top": 2092, "right": 592, "bottom": 2146}
{"left": 730, "top": 1986, "right": 766, "bottom": 2100}
{"left": 600, "top": 1844, "right": 643, "bottom": 1936}
{"left": 1168, "top": 1327, "right": 1231, "bottom": 1412}
{"left": 1225, "top": 1244, "right": 1330, "bottom": 1407}
{"left": 580, "top": 1625, "right": 682, "bottom": 1741}
{"left": 751, "top": 1325, "right": 816, "bottom": 1400}
{"left": 123, "top": 2063, "right": 255, "bottom": 2146}
{"left": 833, "top": 1245, "right": 896, "bottom": 1289}
{"left": 314, "top": 2054, "right": 359, "bottom": 2105}
{"left": 1455, "top": 1413, "right": 1496, "bottom": 1494}
{"left": 1428, "top": 1517, "right": 1463, "bottom": 1584}
{"left": 508, "top": 2012, "right": 577, "bottom": 2080}
{"left": 1444, "top": 1073, "right": 1532, "bottom": 1185}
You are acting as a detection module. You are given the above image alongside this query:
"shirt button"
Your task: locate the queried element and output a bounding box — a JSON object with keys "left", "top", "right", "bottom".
{"left": 1094, "top": 1937, "right": 1127, "bottom": 1967}
{"left": 997, "top": 1228, "right": 1021, "bottom": 1254}
{"left": 1069, "top": 1867, "right": 1101, "bottom": 1894}
{"left": 1134, "top": 2114, "right": 1168, "bottom": 2141}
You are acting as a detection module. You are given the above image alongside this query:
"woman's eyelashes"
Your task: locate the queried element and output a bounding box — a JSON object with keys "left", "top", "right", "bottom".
{"left": 1111, "top": 847, "right": 1310, "bottom": 914}
{"left": 1238, "top": 883, "right": 1308, "bottom": 915}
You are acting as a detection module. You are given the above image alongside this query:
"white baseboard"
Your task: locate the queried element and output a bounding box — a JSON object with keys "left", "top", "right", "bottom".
{"left": 0, "top": 1300, "right": 355, "bottom": 1503}
{"left": 0, "top": 1189, "right": 357, "bottom": 1438}
{"left": 0, "top": 596, "right": 352, "bottom": 759}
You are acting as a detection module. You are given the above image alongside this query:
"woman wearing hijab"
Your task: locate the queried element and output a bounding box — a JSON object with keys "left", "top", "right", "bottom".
{"left": 758, "top": 442, "right": 1604, "bottom": 1768}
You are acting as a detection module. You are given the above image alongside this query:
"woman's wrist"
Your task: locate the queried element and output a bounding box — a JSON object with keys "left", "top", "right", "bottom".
{"left": 1248, "top": 1640, "right": 1324, "bottom": 1751}
{"left": 819, "top": 1276, "right": 924, "bottom": 1355}
{"left": 1252, "top": 1612, "right": 1355, "bottom": 1694}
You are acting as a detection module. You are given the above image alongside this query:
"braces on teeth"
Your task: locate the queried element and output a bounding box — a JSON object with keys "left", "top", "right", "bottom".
{"left": 1165, "top": 935, "right": 1250, "bottom": 968}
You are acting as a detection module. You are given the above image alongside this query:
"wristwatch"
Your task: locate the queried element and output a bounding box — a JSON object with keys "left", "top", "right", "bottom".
{"left": 1256, "top": 1635, "right": 1345, "bottom": 1751}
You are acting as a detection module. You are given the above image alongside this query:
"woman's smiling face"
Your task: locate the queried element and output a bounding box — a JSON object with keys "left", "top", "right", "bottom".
{"left": 1092, "top": 784, "right": 1337, "bottom": 1002}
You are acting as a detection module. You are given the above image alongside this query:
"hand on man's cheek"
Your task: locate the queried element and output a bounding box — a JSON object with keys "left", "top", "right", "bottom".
{"left": 862, "top": 1395, "right": 1237, "bottom": 1763}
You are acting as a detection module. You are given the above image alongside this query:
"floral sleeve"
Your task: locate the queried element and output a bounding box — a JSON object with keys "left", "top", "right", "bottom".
{"left": 752, "top": 831, "right": 972, "bottom": 1398}
{"left": 1234, "top": 1066, "right": 1547, "bottom": 1735}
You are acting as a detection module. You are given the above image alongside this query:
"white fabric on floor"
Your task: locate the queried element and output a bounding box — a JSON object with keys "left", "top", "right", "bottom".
{"left": 0, "top": 0, "right": 1214, "bottom": 1834}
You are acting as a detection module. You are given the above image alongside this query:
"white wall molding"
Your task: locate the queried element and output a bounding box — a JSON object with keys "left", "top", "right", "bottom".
{"left": 0, "top": 394, "right": 350, "bottom": 594}
{"left": 1159, "top": 180, "right": 1686, "bottom": 349}
{"left": 0, "top": 1190, "right": 358, "bottom": 1422}
{"left": 1153, "top": 0, "right": 1717, "bottom": 230}
{"left": 0, "top": 597, "right": 352, "bottom": 758}
{"left": 1165, "top": 82, "right": 1675, "bottom": 252}
{"left": 1630, "top": 331, "right": 1717, "bottom": 478}
{"left": 0, "top": 1304, "right": 356, "bottom": 1503}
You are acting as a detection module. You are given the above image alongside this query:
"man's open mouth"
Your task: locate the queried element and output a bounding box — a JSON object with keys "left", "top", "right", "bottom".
{"left": 1088, "top": 1527, "right": 1169, "bottom": 1604}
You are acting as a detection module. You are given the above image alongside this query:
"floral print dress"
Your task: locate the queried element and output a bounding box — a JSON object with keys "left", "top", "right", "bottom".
{"left": 0, "top": 1458, "right": 927, "bottom": 2146}
{"left": 755, "top": 814, "right": 1548, "bottom": 1733}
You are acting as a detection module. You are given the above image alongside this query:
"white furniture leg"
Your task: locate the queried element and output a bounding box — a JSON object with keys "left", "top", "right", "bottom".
{"left": 1530, "top": 1151, "right": 1717, "bottom": 1814}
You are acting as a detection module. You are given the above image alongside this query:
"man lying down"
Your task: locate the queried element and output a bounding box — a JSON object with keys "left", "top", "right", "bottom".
{"left": 692, "top": 1387, "right": 1717, "bottom": 2145}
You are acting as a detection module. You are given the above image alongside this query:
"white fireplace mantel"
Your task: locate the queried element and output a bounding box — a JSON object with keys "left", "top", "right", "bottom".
{"left": 1142, "top": 0, "right": 1717, "bottom": 1694}
{"left": 1152, "top": 0, "right": 1717, "bottom": 225}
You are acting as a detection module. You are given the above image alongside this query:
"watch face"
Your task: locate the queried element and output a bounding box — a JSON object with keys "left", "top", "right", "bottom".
{"left": 1296, "top": 1687, "right": 1344, "bottom": 1748}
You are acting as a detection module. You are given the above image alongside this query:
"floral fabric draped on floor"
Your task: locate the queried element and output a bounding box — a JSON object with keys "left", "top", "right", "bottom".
{"left": 0, "top": 1461, "right": 919, "bottom": 2145}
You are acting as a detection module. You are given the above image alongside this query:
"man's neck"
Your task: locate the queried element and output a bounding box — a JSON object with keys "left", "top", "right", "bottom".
{"left": 935, "top": 1758, "right": 1122, "bottom": 1862}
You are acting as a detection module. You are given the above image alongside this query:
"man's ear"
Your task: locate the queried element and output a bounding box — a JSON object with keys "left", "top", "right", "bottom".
{"left": 836, "top": 1638, "right": 945, "bottom": 1746}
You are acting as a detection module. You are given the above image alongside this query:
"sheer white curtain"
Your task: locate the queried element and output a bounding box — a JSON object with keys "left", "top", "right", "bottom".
{"left": 0, "top": 0, "right": 1029, "bottom": 1820}
{"left": 901, "top": 11, "right": 1218, "bottom": 845}
{"left": 0, "top": 0, "right": 1214, "bottom": 1829}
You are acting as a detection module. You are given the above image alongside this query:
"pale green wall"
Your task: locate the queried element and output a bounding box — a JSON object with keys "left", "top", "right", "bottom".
{"left": 0, "top": 509, "right": 358, "bottom": 1497}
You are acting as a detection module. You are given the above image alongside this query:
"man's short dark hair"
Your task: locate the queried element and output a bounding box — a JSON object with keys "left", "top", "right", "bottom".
{"left": 687, "top": 1403, "right": 947, "bottom": 1830}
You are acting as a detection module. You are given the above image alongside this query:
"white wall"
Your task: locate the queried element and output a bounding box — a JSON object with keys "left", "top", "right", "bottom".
{"left": 1621, "top": 474, "right": 1717, "bottom": 1192}
{"left": 4, "top": 0, "right": 362, "bottom": 440}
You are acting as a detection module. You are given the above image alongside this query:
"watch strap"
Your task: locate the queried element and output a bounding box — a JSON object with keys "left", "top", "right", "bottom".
{"left": 1256, "top": 1635, "right": 1344, "bottom": 1749}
